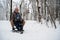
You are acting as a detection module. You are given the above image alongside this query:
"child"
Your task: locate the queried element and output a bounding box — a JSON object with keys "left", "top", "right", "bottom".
{"left": 10, "top": 7, "right": 25, "bottom": 33}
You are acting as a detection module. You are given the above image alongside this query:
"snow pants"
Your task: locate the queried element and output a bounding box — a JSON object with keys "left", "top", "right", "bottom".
{"left": 14, "top": 21, "right": 23, "bottom": 31}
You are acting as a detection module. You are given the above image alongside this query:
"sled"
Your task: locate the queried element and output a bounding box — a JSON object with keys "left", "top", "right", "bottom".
{"left": 12, "top": 29, "right": 24, "bottom": 34}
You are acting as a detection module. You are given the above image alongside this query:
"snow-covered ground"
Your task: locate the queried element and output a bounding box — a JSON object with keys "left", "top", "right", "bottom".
{"left": 0, "top": 20, "right": 60, "bottom": 40}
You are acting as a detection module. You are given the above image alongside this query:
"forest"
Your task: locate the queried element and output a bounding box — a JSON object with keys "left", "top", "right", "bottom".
{"left": 0, "top": 0, "right": 60, "bottom": 28}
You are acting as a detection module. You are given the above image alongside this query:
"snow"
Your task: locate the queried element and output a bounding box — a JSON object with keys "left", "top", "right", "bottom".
{"left": 0, "top": 20, "right": 60, "bottom": 40}
{"left": 13, "top": 0, "right": 20, "bottom": 3}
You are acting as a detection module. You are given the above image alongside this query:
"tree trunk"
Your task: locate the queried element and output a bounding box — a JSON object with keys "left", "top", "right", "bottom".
{"left": 10, "top": 0, "right": 12, "bottom": 20}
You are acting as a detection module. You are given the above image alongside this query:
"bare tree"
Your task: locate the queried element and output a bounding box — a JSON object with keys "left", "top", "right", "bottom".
{"left": 36, "top": 0, "right": 41, "bottom": 22}
{"left": 10, "top": 0, "right": 12, "bottom": 20}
